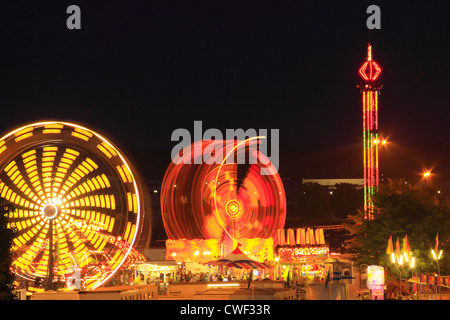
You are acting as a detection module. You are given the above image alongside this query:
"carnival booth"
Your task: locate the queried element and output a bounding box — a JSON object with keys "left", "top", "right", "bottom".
{"left": 204, "top": 243, "right": 274, "bottom": 280}
{"left": 165, "top": 238, "right": 275, "bottom": 280}
{"left": 275, "top": 228, "right": 330, "bottom": 283}
{"left": 134, "top": 260, "right": 179, "bottom": 284}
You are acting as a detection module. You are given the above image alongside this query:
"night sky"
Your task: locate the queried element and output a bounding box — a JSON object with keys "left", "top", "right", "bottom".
{"left": 0, "top": 0, "right": 449, "bottom": 187}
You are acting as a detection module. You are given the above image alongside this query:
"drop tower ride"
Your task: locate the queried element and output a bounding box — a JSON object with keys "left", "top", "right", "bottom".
{"left": 358, "top": 44, "right": 382, "bottom": 220}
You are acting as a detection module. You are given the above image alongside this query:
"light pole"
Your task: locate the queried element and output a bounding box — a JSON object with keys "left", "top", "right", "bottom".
{"left": 423, "top": 170, "right": 431, "bottom": 189}
{"left": 403, "top": 252, "right": 416, "bottom": 298}
{"left": 390, "top": 252, "right": 415, "bottom": 299}
{"left": 431, "top": 249, "right": 443, "bottom": 300}
{"left": 431, "top": 249, "right": 443, "bottom": 275}
{"left": 409, "top": 255, "right": 417, "bottom": 299}
{"left": 391, "top": 253, "right": 403, "bottom": 297}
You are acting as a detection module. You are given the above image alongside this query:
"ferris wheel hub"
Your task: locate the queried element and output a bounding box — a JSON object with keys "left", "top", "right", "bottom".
{"left": 41, "top": 202, "right": 60, "bottom": 220}
{"left": 225, "top": 199, "right": 241, "bottom": 217}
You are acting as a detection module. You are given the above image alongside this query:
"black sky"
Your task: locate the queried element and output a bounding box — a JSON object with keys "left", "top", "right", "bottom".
{"left": 0, "top": 0, "right": 448, "bottom": 186}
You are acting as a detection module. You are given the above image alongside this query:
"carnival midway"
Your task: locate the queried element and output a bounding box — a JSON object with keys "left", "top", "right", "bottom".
{"left": 1, "top": 36, "right": 449, "bottom": 300}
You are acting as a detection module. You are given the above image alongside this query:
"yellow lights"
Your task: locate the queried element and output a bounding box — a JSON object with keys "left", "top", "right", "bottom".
{"left": 228, "top": 203, "right": 238, "bottom": 214}
{"left": 390, "top": 253, "right": 416, "bottom": 271}
{"left": 207, "top": 283, "right": 240, "bottom": 288}
{"left": 410, "top": 257, "right": 415, "bottom": 269}
{"left": 126, "top": 192, "right": 138, "bottom": 213}
{"left": 403, "top": 252, "right": 409, "bottom": 263}
{"left": 0, "top": 121, "right": 144, "bottom": 290}
{"left": 116, "top": 164, "right": 134, "bottom": 184}
{"left": 165, "top": 238, "right": 222, "bottom": 263}
{"left": 97, "top": 141, "right": 118, "bottom": 159}
{"left": 388, "top": 235, "right": 416, "bottom": 271}
{"left": 398, "top": 255, "right": 403, "bottom": 266}
{"left": 0, "top": 140, "right": 6, "bottom": 155}
{"left": 373, "top": 138, "right": 387, "bottom": 145}
{"left": 14, "top": 127, "right": 34, "bottom": 142}
{"left": 423, "top": 171, "right": 431, "bottom": 178}
{"left": 431, "top": 249, "right": 443, "bottom": 261}
{"left": 225, "top": 199, "right": 241, "bottom": 218}
{"left": 43, "top": 123, "right": 63, "bottom": 134}
{"left": 71, "top": 127, "right": 93, "bottom": 141}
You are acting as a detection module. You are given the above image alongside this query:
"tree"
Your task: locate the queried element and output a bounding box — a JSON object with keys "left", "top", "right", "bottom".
{"left": 343, "top": 179, "right": 450, "bottom": 275}
{"left": 0, "top": 198, "right": 16, "bottom": 300}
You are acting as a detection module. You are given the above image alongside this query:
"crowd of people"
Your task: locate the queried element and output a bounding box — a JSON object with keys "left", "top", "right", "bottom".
{"left": 108, "top": 268, "right": 266, "bottom": 288}
{"left": 104, "top": 268, "right": 266, "bottom": 294}
{"left": 176, "top": 270, "right": 254, "bottom": 283}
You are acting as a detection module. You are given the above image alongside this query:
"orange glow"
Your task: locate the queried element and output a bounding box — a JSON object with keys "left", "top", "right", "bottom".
{"left": 166, "top": 238, "right": 275, "bottom": 263}
{"left": 165, "top": 239, "right": 221, "bottom": 263}
{"left": 225, "top": 199, "right": 241, "bottom": 217}
{"left": 161, "top": 139, "right": 286, "bottom": 242}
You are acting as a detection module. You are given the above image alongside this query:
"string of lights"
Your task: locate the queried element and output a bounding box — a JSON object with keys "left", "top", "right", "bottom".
{"left": 358, "top": 45, "right": 383, "bottom": 220}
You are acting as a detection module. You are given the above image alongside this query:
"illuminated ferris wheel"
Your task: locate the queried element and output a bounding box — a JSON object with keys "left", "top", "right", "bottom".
{"left": 0, "top": 121, "right": 148, "bottom": 290}
{"left": 161, "top": 138, "right": 286, "bottom": 242}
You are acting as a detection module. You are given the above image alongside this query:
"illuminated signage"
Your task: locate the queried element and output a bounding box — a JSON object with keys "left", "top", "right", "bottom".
{"left": 277, "top": 246, "right": 329, "bottom": 259}
{"left": 367, "top": 265, "right": 384, "bottom": 300}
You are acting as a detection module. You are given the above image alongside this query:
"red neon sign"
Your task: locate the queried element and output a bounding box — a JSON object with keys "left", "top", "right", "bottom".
{"left": 359, "top": 44, "right": 382, "bottom": 81}
{"left": 278, "top": 246, "right": 329, "bottom": 259}
{"left": 359, "top": 61, "right": 382, "bottom": 81}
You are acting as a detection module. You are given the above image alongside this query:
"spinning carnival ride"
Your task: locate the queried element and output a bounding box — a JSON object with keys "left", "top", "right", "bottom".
{"left": 161, "top": 138, "right": 286, "bottom": 258}
{"left": 0, "top": 121, "right": 149, "bottom": 290}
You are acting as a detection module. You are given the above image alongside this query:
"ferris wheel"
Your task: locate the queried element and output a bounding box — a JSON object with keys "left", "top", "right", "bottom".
{"left": 0, "top": 121, "right": 148, "bottom": 290}
{"left": 161, "top": 138, "right": 286, "bottom": 242}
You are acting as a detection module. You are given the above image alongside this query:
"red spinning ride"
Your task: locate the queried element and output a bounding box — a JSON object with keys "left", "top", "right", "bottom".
{"left": 161, "top": 138, "right": 286, "bottom": 244}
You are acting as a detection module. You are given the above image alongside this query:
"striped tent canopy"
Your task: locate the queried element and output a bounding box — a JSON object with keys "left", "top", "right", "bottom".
{"left": 206, "top": 245, "right": 273, "bottom": 269}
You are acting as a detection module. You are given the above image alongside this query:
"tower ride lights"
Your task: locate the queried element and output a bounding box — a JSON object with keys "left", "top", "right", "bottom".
{"left": 358, "top": 44, "right": 382, "bottom": 220}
